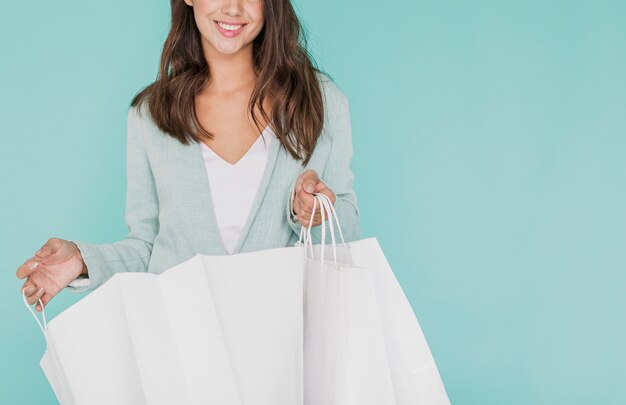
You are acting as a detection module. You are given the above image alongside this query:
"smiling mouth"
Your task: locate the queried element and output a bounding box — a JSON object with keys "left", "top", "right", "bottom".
{"left": 214, "top": 21, "right": 247, "bottom": 30}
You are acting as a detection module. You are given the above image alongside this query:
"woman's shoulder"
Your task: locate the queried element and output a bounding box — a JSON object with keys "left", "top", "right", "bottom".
{"left": 124, "top": 97, "right": 175, "bottom": 152}
{"left": 314, "top": 71, "right": 350, "bottom": 129}
{"left": 127, "top": 96, "right": 167, "bottom": 142}
{"left": 128, "top": 98, "right": 151, "bottom": 126}
{"left": 315, "top": 71, "right": 348, "bottom": 104}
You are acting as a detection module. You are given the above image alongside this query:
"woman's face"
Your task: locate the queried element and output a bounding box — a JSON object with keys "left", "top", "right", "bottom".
{"left": 184, "top": 0, "right": 264, "bottom": 57}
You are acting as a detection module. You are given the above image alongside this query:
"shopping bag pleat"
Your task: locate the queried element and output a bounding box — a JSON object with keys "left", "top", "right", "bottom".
{"left": 118, "top": 274, "right": 195, "bottom": 404}
{"left": 45, "top": 278, "right": 148, "bottom": 405}
{"left": 352, "top": 238, "right": 450, "bottom": 405}
{"left": 158, "top": 255, "right": 243, "bottom": 405}
{"left": 304, "top": 256, "right": 397, "bottom": 405}
{"left": 198, "top": 248, "right": 304, "bottom": 405}
{"left": 40, "top": 336, "right": 77, "bottom": 405}
{"left": 304, "top": 258, "right": 342, "bottom": 405}
{"left": 341, "top": 265, "right": 398, "bottom": 404}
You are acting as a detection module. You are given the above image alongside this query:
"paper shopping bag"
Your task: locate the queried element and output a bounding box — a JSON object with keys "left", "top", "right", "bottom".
{"left": 304, "top": 245, "right": 398, "bottom": 405}
{"left": 302, "top": 193, "right": 451, "bottom": 405}
{"left": 25, "top": 246, "right": 305, "bottom": 405}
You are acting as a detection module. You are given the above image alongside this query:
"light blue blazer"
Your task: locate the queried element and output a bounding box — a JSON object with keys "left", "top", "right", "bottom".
{"left": 67, "top": 72, "right": 360, "bottom": 293}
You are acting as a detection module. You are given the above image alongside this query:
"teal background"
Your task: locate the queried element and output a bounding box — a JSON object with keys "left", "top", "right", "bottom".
{"left": 1, "top": 0, "right": 624, "bottom": 403}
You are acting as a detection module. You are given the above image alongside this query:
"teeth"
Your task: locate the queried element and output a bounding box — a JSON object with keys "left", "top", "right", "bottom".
{"left": 218, "top": 22, "right": 243, "bottom": 31}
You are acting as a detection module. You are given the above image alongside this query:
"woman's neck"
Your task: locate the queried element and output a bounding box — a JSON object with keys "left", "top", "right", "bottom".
{"left": 203, "top": 45, "right": 257, "bottom": 96}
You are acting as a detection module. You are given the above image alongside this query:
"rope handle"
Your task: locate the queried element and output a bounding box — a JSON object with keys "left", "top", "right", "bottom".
{"left": 296, "top": 191, "right": 348, "bottom": 268}
{"left": 22, "top": 288, "right": 47, "bottom": 337}
{"left": 293, "top": 177, "right": 347, "bottom": 249}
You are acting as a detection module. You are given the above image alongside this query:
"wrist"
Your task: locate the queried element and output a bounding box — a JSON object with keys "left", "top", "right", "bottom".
{"left": 70, "top": 241, "right": 89, "bottom": 276}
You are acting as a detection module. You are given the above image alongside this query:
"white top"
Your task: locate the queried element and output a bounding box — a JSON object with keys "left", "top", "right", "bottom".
{"left": 199, "top": 126, "right": 274, "bottom": 254}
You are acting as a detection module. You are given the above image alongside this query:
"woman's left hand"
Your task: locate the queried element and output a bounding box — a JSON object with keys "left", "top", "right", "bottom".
{"left": 292, "top": 170, "right": 336, "bottom": 227}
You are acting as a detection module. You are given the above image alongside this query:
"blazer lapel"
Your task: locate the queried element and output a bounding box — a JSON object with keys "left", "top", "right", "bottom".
{"left": 184, "top": 129, "right": 281, "bottom": 256}
{"left": 182, "top": 139, "right": 230, "bottom": 255}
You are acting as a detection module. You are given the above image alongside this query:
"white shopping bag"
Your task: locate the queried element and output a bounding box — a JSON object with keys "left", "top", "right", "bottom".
{"left": 23, "top": 246, "right": 305, "bottom": 405}
{"left": 300, "top": 193, "right": 451, "bottom": 405}
{"left": 24, "top": 194, "right": 450, "bottom": 405}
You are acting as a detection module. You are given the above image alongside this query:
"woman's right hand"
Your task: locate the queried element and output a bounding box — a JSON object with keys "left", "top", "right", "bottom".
{"left": 16, "top": 237, "right": 87, "bottom": 312}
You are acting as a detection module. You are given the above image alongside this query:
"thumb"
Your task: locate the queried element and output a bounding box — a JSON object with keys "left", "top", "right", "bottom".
{"left": 35, "top": 245, "right": 50, "bottom": 258}
{"left": 34, "top": 238, "right": 60, "bottom": 258}
{"left": 300, "top": 170, "right": 319, "bottom": 194}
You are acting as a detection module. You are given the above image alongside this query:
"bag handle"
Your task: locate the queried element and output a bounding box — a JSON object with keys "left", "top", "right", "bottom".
{"left": 297, "top": 195, "right": 318, "bottom": 258}
{"left": 316, "top": 193, "right": 347, "bottom": 248}
{"left": 22, "top": 289, "right": 47, "bottom": 336}
{"left": 297, "top": 192, "right": 348, "bottom": 268}
{"left": 295, "top": 188, "right": 347, "bottom": 247}
{"left": 318, "top": 194, "right": 335, "bottom": 267}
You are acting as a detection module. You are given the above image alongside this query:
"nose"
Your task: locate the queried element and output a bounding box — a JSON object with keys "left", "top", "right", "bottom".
{"left": 222, "top": 0, "right": 244, "bottom": 16}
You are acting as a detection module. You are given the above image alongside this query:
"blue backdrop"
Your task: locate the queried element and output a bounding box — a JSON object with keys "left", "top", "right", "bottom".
{"left": 1, "top": 0, "right": 624, "bottom": 403}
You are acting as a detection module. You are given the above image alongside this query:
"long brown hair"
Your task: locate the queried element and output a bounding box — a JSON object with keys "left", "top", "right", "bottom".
{"left": 130, "top": 0, "right": 333, "bottom": 166}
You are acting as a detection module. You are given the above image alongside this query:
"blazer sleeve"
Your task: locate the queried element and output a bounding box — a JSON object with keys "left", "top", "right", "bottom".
{"left": 285, "top": 91, "right": 361, "bottom": 244}
{"left": 65, "top": 105, "right": 159, "bottom": 293}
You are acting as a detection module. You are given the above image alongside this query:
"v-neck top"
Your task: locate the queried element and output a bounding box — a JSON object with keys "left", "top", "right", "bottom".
{"left": 199, "top": 126, "right": 274, "bottom": 254}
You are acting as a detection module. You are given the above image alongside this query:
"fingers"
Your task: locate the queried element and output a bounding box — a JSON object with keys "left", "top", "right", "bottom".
{"left": 313, "top": 181, "right": 337, "bottom": 204}
{"left": 16, "top": 237, "right": 64, "bottom": 279}
{"left": 295, "top": 189, "right": 332, "bottom": 219}
{"left": 36, "top": 293, "right": 51, "bottom": 312}
{"left": 33, "top": 237, "right": 69, "bottom": 266}
{"left": 21, "top": 267, "right": 59, "bottom": 310}
{"left": 21, "top": 283, "right": 38, "bottom": 297}
{"left": 16, "top": 239, "right": 66, "bottom": 312}
{"left": 16, "top": 258, "right": 40, "bottom": 279}
{"left": 23, "top": 285, "right": 45, "bottom": 306}
{"left": 294, "top": 195, "right": 325, "bottom": 226}
{"left": 292, "top": 170, "right": 337, "bottom": 227}
{"left": 22, "top": 281, "right": 52, "bottom": 311}
{"left": 294, "top": 192, "right": 321, "bottom": 216}
{"left": 297, "top": 210, "right": 323, "bottom": 227}
{"left": 297, "top": 200, "right": 325, "bottom": 219}
{"left": 298, "top": 214, "right": 323, "bottom": 227}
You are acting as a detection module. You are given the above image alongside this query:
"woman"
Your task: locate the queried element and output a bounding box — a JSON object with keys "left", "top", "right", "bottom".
{"left": 16, "top": 0, "right": 360, "bottom": 311}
